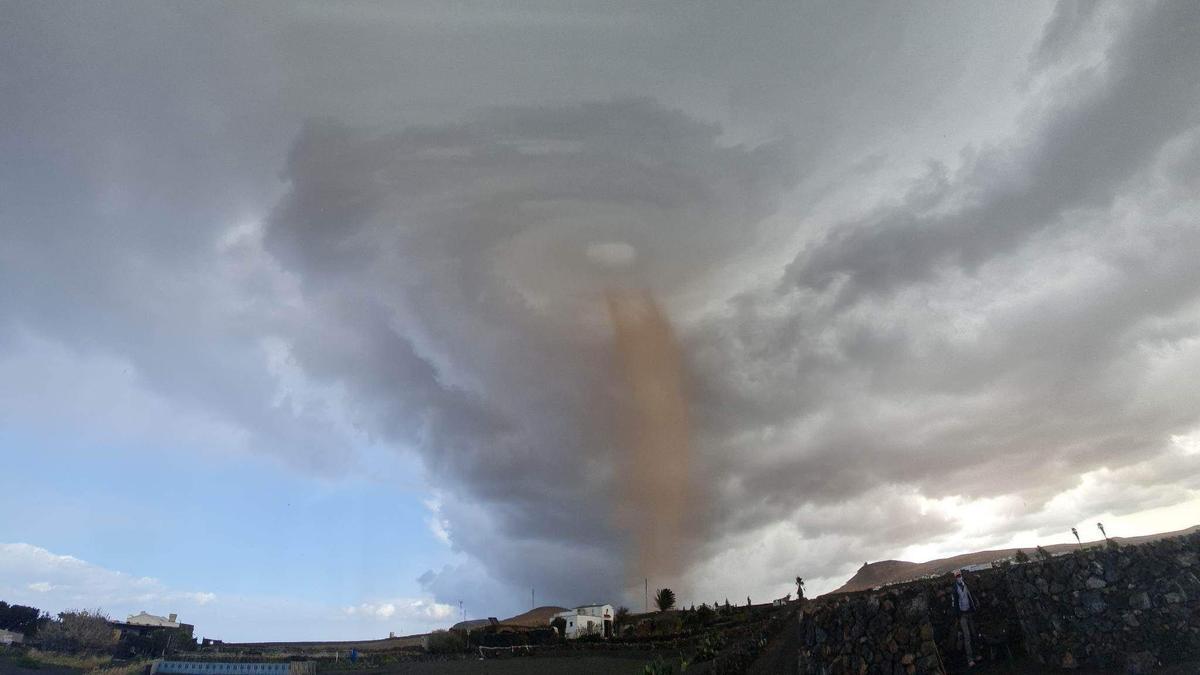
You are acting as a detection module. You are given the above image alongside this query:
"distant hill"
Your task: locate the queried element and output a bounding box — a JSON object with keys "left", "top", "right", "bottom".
{"left": 450, "top": 605, "right": 567, "bottom": 631}
{"left": 501, "top": 606, "right": 569, "bottom": 627}
{"left": 830, "top": 524, "right": 1200, "bottom": 595}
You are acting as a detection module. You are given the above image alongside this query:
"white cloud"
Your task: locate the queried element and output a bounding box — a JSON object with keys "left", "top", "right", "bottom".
{"left": 423, "top": 497, "right": 453, "bottom": 547}
{"left": 0, "top": 542, "right": 457, "bottom": 641}
{"left": 183, "top": 592, "right": 217, "bottom": 606}
{"left": 343, "top": 599, "right": 456, "bottom": 624}
{"left": 0, "top": 543, "right": 213, "bottom": 615}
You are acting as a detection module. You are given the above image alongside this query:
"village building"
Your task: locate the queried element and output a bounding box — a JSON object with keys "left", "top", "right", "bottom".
{"left": 127, "top": 611, "right": 181, "bottom": 628}
{"left": 550, "top": 604, "right": 613, "bottom": 639}
{"left": 0, "top": 628, "right": 24, "bottom": 645}
{"left": 111, "top": 611, "right": 195, "bottom": 642}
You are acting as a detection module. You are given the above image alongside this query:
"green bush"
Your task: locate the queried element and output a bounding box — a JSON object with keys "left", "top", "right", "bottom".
{"left": 424, "top": 630, "right": 466, "bottom": 654}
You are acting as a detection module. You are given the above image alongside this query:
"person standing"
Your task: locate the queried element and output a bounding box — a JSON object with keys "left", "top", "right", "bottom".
{"left": 952, "top": 569, "right": 979, "bottom": 667}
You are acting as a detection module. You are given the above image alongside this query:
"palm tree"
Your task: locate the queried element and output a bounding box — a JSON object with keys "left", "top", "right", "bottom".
{"left": 795, "top": 576, "right": 806, "bottom": 600}
{"left": 1097, "top": 522, "right": 1108, "bottom": 540}
{"left": 654, "top": 588, "right": 676, "bottom": 612}
{"left": 1071, "top": 527, "right": 1082, "bottom": 549}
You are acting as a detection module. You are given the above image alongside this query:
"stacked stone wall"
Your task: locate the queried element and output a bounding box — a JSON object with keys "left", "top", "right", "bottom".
{"left": 1011, "top": 533, "right": 1199, "bottom": 671}
{"left": 798, "top": 532, "right": 1200, "bottom": 674}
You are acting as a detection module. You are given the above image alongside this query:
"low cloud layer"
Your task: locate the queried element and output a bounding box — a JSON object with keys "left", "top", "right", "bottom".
{"left": 2, "top": 0, "right": 1199, "bottom": 624}
{"left": 0, "top": 543, "right": 455, "bottom": 642}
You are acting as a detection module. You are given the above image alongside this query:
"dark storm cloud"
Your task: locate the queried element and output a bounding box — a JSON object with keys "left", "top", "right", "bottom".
{"left": 785, "top": 1, "right": 1200, "bottom": 303}
{"left": 685, "top": 0, "right": 1200, "bottom": 575}
{"left": 4, "top": 0, "right": 1199, "bottom": 615}
{"left": 262, "top": 98, "right": 799, "bottom": 603}
{"left": 1029, "top": 0, "right": 1106, "bottom": 70}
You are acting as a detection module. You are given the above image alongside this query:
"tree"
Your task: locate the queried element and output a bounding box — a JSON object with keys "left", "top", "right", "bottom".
{"left": 654, "top": 588, "right": 676, "bottom": 612}
{"left": 0, "top": 601, "right": 45, "bottom": 637}
{"left": 614, "top": 606, "right": 631, "bottom": 634}
{"left": 1014, "top": 549, "right": 1030, "bottom": 563}
{"left": 1071, "top": 527, "right": 1082, "bottom": 549}
{"left": 795, "top": 576, "right": 806, "bottom": 600}
{"left": 1034, "top": 545, "right": 1052, "bottom": 561}
{"left": 1097, "top": 522, "right": 1108, "bottom": 540}
{"left": 38, "top": 609, "right": 117, "bottom": 654}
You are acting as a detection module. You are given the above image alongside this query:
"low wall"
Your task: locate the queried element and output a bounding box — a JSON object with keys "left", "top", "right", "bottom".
{"left": 798, "top": 531, "right": 1200, "bottom": 674}
{"left": 1011, "top": 532, "right": 1199, "bottom": 671}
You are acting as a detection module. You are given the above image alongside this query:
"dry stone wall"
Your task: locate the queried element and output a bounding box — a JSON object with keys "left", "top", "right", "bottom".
{"left": 798, "top": 532, "right": 1200, "bottom": 674}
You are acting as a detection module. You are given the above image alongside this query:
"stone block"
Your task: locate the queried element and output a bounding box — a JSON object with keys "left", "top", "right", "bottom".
{"left": 1128, "top": 591, "right": 1151, "bottom": 610}
{"left": 1124, "top": 651, "right": 1157, "bottom": 674}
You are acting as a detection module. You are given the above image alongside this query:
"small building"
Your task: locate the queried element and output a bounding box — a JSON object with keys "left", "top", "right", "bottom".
{"left": 112, "top": 611, "right": 195, "bottom": 643}
{"left": 0, "top": 628, "right": 24, "bottom": 645}
{"left": 128, "top": 612, "right": 181, "bottom": 628}
{"left": 550, "top": 604, "right": 613, "bottom": 639}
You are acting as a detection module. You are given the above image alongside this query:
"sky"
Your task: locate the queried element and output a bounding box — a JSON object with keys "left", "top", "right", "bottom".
{"left": 2, "top": 0, "right": 1200, "bottom": 642}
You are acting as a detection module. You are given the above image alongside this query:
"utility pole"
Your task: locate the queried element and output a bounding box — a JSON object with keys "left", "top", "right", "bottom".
{"left": 459, "top": 600, "right": 464, "bottom": 623}
{"left": 532, "top": 588, "right": 535, "bottom": 610}
{"left": 644, "top": 578, "right": 648, "bottom": 612}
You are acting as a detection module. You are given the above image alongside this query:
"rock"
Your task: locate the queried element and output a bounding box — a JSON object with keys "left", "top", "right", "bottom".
{"left": 900, "top": 653, "right": 914, "bottom": 665}
{"left": 1122, "top": 612, "right": 1140, "bottom": 628}
{"left": 1177, "top": 552, "right": 1197, "bottom": 567}
{"left": 1128, "top": 592, "right": 1151, "bottom": 610}
{"left": 919, "top": 623, "right": 934, "bottom": 641}
{"left": 1061, "top": 652, "right": 1078, "bottom": 669}
{"left": 1124, "top": 651, "right": 1157, "bottom": 674}
{"left": 1086, "top": 576, "right": 1107, "bottom": 589}
{"left": 1163, "top": 592, "right": 1185, "bottom": 604}
{"left": 903, "top": 596, "right": 927, "bottom": 619}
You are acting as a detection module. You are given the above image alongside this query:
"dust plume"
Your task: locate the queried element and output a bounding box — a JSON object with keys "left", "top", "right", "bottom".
{"left": 606, "top": 289, "right": 692, "bottom": 588}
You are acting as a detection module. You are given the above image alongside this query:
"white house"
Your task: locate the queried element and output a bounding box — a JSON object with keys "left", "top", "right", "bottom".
{"left": 0, "top": 628, "right": 24, "bottom": 645}
{"left": 126, "top": 611, "right": 181, "bottom": 628}
{"left": 551, "top": 604, "right": 613, "bottom": 639}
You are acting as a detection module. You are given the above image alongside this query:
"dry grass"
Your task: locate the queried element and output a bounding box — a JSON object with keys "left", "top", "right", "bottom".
{"left": 25, "top": 650, "right": 112, "bottom": 670}
{"left": 92, "top": 660, "right": 150, "bottom": 675}
{"left": 24, "top": 650, "right": 150, "bottom": 674}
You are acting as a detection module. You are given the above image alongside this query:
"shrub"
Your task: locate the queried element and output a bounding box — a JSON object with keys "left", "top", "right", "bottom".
{"left": 424, "top": 630, "right": 466, "bottom": 654}
{"left": 37, "top": 610, "right": 117, "bottom": 654}
{"left": 1013, "top": 549, "right": 1030, "bottom": 563}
